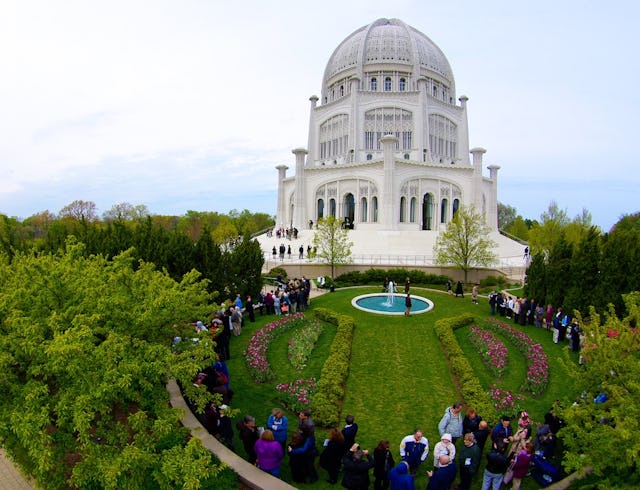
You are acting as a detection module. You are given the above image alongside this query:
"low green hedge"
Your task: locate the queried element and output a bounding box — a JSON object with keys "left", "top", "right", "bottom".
{"left": 311, "top": 308, "right": 355, "bottom": 427}
{"left": 334, "top": 268, "right": 450, "bottom": 288}
{"left": 434, "top": 314, "right": 496, "bottom": 421}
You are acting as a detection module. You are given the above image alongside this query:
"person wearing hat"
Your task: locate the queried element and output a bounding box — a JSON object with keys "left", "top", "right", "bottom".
{"left": 432, "top": 434, "right": 456, "bottom": 470}
{"left": 216, "top": 404, "right": 234, "bottom": 450}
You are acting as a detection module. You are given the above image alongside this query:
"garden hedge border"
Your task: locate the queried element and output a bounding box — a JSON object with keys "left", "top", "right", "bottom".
{"left": 433, "top": 314, "right": 496, "bottom": 419}
{"left": 310, "top": 307, "right": 355, "bottom": 427}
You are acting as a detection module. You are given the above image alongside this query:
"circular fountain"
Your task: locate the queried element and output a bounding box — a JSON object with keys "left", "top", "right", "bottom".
{"left": 351, "top": 293, "right": 434, "bottom": 316}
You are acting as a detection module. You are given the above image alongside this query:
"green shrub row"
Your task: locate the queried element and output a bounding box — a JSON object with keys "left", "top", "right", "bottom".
{"left": 310, "top": 307, "right": 355, "bottom": 427}
{"left": 433, "top": 314, "right": 497, "bottom": 421}
{"left": 334, "top": 268, "right": 450, "bottom": 288}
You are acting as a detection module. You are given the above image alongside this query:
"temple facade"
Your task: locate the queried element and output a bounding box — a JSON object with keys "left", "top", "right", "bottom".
{"left": 275, "top": 18, "right": 500, "bottom": 232}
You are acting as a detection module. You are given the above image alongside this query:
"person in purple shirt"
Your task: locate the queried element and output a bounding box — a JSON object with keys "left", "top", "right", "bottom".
{"left": 254, "top": 429, "right": 284, "bottom": 477}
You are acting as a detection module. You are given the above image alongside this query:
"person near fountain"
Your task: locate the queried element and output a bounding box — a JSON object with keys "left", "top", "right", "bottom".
{"left": 404, "top": 277, "right": 411, "bottom": 294}
{"left": 405, "top": 294, "right": 412, "bottom": 317}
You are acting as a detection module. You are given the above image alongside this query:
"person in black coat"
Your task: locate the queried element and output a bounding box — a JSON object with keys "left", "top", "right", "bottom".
{"left": 342, "top": 448, "right": 374, "bottom": 490}
{"left": 455, "top": 281, "right": 464, "bottom": 297}
{"left": 342, "top": 414, "right": 359, "bottom": 450}
{"left": 319, "top": 428, "right": 345, "bottom": 484}
{"left": 236, "top": 415, "right": 259, "bottom": 464}
{"left": 288, "top": 432, "right": 308, "bottom": 483}
{"left": 372, "top": 440, "right": 395, "bottom": 490}
{"left": 245, "top": 295, "right": 255, "bottom": 322}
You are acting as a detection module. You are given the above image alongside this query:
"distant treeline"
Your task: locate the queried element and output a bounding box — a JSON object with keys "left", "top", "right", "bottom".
{"left": 0, "top": 201, "right": 275, "bottom": 301}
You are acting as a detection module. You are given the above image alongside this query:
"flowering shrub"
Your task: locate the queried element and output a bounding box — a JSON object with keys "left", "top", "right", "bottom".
{"left": 488, "top": 384, "right": 525, "bottom": 418}
{"left": 485, "top": 318, "right": 550, "bottom": 395}
{"left": 288, "top": 320, "right": 324, "bottom": 371}
{"left": 244, "top": 313, "right": 305, "bottom": 382}
{"left": 468, "top": 325, "right": 508, "bottom": 378}
{"left": 275, "top": 378, "right": 316, "bottom": 413}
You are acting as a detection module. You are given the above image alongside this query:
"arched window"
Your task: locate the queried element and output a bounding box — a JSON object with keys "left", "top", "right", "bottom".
{"left": 399, "top": 78, "right": 406, "bottom": 91}
{"left": 384, "top": 77, "right": 392, "bottom": 91}
{"left": 329, "top": 198, "right": 336, "bottom": 218}
{"left": 422, "top": 193, "right": 434, "bottom": 230}
{"left": 340, "top": 85, "right": 344, "bottom": 97}
{"left": 440, "top": 198, "right": 448, "bottom": 223}
{"left": 366, "top": 153, "right": 373, "bottom": 160}
{"left": 453, "top": 199, "right": 460, "bottom": 218}
{"left": 399, "top": 196, "right": 406, "bottom": 222}
{"left": 410, "top": 197, "right": 417, "bottom": 223}
{"left": 370, "top": 78, "right": 377, "bottom": 91}
{"left": 317, "top": 199, "right": 324, "bottom": 220}
{"left": 361, "top": 197, "right": 368, "bottom": 222}
{"left": 372, "top": 197, "right": 379, "bottom": 222}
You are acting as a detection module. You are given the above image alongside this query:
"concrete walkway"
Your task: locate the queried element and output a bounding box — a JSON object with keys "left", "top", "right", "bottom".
{"left": 0, "top": 449, "right": 33, "bottom": 489}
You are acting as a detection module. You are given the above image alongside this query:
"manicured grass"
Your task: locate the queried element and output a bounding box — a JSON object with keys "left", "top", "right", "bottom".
{"left": 222, "top": 287, "right": 577, "bottom": 489}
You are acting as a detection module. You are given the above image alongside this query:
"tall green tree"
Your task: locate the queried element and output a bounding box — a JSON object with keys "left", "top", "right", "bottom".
{"left": 312, "top": 215, "right": 353, "bottom": 279}
{"left": 564, "top": 227, "right": 601, "bottom": 314}
{"left": 544, "top": 233, "right": 573, "bottom": 308}
{"left": 224, "top": 236, "right": 265, "bottom": 299}
{"left": 433, "top": 205, "right": 498, "bottom": 283}
{"left": 0, "top": 240, "right": 225, "bottom": 489}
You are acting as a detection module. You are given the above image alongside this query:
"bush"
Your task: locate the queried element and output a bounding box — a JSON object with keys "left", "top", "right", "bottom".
{"left": 335, "top": 268, "right": 450, "bottom": 287}
{"left": 311, "top": 308, "right": 355, "bottom": 427}
{"left": 480, "top": 275, "right": 508, "bottom": 291}
{"left": 267, "top": 267, "right": 288, "bottom": 281}
{"left": 433, "top": 314, "right": 497, "bottom": 421}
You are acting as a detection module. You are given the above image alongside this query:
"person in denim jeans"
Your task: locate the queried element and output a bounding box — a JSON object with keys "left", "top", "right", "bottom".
{"left": 482, "top": 440, "right": 509, "bottom": 490}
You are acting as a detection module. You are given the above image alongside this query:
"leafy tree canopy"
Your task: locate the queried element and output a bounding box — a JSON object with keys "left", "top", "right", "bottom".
{"left": 560, "top": 294, "right": 640, "bottom": 487}
{"left": 0, "top": 239, "right": 223, "bottom": 489}
{"left": 433, "top": 205, "right": 498, "bottom": 282}
{"left": 312, "top": 216, "right": 353, "bottom": 279}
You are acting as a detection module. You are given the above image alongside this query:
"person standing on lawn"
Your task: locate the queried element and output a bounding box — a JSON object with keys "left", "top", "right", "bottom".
{"left": 404, "top": 293, "right": 412, "bottom": 317}
{"left": 438, "top": 402, "right": 464, "bottom": 444}
{"left": 458, "top": 432, "right": 481, "bottom": 490}
{"left": 399, "top": 429, "right": 429, "bottom": 475}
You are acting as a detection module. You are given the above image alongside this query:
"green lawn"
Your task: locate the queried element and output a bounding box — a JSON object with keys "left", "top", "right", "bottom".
{"left": 224, "top": 287, "right": 577, "bottom": 489}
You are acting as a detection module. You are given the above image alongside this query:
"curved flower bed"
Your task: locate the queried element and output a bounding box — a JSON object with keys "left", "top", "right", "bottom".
{"left": 275, "top": 378, "right": 316, "bottom": 413}
{"left": 244, "top": 313, "right": 305, "bottom": 382}
{"left": 488, "top": 384, "right": 525, "bottom": 418}
{"left": 485, "top": 318, "right": 549, "bottom": 395}
{"left": 288, "top": 320, "right": 323, "bottom": 371}
{"left": 468, "top": 325, "right": 508, "bottom": 378}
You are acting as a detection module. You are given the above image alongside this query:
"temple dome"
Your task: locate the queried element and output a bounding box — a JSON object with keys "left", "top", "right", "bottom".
{"left": 322, "top": 18, "right": 454, "bottom": 97}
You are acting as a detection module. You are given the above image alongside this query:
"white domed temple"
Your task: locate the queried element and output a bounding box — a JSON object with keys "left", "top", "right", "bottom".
{"left": 264, "top": 18, "right": 524, "bottom": 272}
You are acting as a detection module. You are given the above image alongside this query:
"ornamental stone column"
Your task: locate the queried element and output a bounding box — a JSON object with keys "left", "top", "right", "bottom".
{"left": 458, "top": 96, "right": 471, "bottom": 165}
{"left": 487, "top": 164, "right": 501, "bottom": 231}
{"left": 275, "top": 164, "right": 288, "bottom": 228}
{"left": 292, "top": 148, "right": 307, "bottom": 230}
{"left": 306, "top": 96, "right": 318, "bottom": 165}
{"left": 381, "top": 134, "right": 398, "bottom": 230}
{"left": 470, "top": 147, "right": 486, "bottom": 214}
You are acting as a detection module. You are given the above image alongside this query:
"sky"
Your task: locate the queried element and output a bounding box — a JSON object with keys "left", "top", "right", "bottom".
{"left": 1, "top": 0, "right": 638, "bottom": 231}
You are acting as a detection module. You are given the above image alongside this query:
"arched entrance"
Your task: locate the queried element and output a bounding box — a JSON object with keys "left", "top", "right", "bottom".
{"left": 343, "top": 193, "right": 355, "bottom": 229}
{"left": 422, "top": 193, "right": 434, "bottom": 230}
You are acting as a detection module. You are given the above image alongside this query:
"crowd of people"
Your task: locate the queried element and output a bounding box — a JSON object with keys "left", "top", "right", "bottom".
{"left": 181, "top": 282, "right": 576, "bottom": 488}
{"left": 192, "top": 395, "right": 565, "bottom": 490}
{"left": 487, "top": 292, "right": 585, "bottom": 355}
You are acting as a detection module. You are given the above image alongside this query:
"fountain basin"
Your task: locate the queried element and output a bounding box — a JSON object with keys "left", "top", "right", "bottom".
{"left": 351, "top": 293, "right": 434, "bottom": 316}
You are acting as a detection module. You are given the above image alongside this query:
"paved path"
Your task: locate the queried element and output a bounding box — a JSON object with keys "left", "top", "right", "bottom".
{"left": 0, "top": 449, "right": 33, "bottom": 489}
